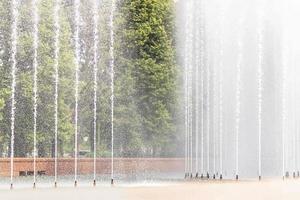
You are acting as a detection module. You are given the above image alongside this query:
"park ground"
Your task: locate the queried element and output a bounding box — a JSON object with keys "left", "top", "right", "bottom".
{"left": 0, "top": 179, "right": 300, "bottom": 200}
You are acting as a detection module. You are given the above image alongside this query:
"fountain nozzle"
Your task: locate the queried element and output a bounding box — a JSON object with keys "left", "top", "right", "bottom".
{"left": 235, "top": 175, "right": 239, "bottom": 180}
{"left": 74, "top": 180, "right": 77, "bottom": 187}
{"left": 111, "top": 178, "right": 114, "bottom": 185}
{"left": 220, "top": 174, "right": 223, "bottom": 180}
{"left": 54, "top": 182, "right": 57, "bottom": 188}
{"left": 93, "top": 180, "right": 96, "bottom": 186}
{"left": 10, "top": 183, "right": 13, "bottom": 190}
{"left": 185, "top": 173, "right": 189, "bottom": 179}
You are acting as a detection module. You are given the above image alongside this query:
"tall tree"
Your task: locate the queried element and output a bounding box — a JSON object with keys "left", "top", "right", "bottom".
{"left": 120, "top": 0, "right": 178, "bottom": 157}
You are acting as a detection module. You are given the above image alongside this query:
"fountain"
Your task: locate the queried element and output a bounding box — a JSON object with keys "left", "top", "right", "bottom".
{"left": 109, "top": 0, "right": 116, "bottom": 185}
{"left": 53, "top": 0, "right": 61, "bottom": 188}
{"left": 292, "top": 63, "right": 297, "bottom": 179}
{"left": 206, "top": 33, "right": 210, "bottom": 180}
{"left": 1, "top": 0, "right": 300, "bottom": 191}
{"left": 212, "top": 49, "right": 217, "bottom": 180}
{"left": 218, "top": 3, "right": 224, "bottom": 181}
{"left": 194, "top": 0, "right": 200, "bottom": 179}
{"left": 184, "top": 5, "right": 188, "bottom": 178}
{"left": 188, "top": 4, "right": 194, "bottom": 178}
{"left": 32, "top": 0, "right": 40, "bottom": 188}
{"left": 180, "top": 0, "right": 284, "bottom": 182}
{"left": 199, "top": 0, "right": 205, "bottom": 179}
{"left": 235, "top": 15, "right": 244, "bottom": 181}
{"left": 73, "top": 0, "right": 80, "bottom": 187}
{"left": 218, "top": 62, "right": 223, "bottom": 181}
{"left": 257, "top": 2, "right": 264, "bottom": 181}
{"left": 184, "top": 0, "right": 192, "bottom": 178}
{"left": 92, "top": 0, "right": 99, "bottom": 187}
{"left": 9, "top": 0, "right": 19, "bottom": 190}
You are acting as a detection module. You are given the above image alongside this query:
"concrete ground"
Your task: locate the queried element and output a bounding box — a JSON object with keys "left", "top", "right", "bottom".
{"left": 1, "top": 179, "right": 300, "bottom": 200}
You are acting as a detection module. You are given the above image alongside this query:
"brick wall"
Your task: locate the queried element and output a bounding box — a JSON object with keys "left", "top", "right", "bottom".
{"left": 0, "top": 158, "right": 184, "bottom": 177}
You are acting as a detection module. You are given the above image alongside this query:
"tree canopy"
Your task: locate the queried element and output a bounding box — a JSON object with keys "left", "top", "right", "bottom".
{"left": 0, "top": 0, "right": 180, "bottom": 158}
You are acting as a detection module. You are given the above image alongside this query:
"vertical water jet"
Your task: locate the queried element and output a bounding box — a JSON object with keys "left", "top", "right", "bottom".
{"left": 235, "top": 16, "right": 244, "bottom": 182}
{"left": 206, "top": 43, "right": 210, "bottom": 179}
{"left": 109, "top": 0, "right": 116, "bottom": 185}
{"left": 293, "top": 64, "right": 297, "bottom": 179}
{"left": 281, "top": 1, "right": 288, "bottom": 180}
{"left": 92, "top": 0, "right": 99, "bottom": 186}
{"left": 200, "top": 0, "right": 205, "bottom": 179}
{"left": 73, "top": 0, "right": 80, "bottom": 187}
{"left": 188, "top": 4, "right": 194, "bottom": 178}
{"left": 53, "top": 0, "right": 61, "bottom": 188}
{"left": 194, "top": 0, "right": 200, "bottom": 178}
{"left": 184, "top": 0, "right": 193, "bottom": 179}
{"left": 257, "top": 2, "right": 264, "bottom": 181}
{"left": 184, "top": 22, "right": 188, "bottom": 178}
{"left": 218, "top": 4, "right": 224, "bottom": 181}
{"left": 189, "top": 60, "right": 193, "bottom": 178}
{"left": 184, "top": 4, "right": 189, "bottom": 178}
{"left": 10, "top": 0, "right": 20, "bottom": 189}
{"left": 212, "top": 54, "right": 217, "bottom": 180}
{"left": 32, "top": 0, "right": 40, "bottom": 188}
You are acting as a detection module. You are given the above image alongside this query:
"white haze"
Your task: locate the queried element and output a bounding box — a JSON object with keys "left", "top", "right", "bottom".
{"left": 176, "top": 0, "right": 300, "bottom": 179}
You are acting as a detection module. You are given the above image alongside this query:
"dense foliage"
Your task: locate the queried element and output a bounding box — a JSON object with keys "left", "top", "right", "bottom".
{"left": 0, "top": 0, "right": 180, "bottom": 158}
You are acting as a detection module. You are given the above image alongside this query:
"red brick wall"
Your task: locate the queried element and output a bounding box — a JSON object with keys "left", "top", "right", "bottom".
{"left": 0, "top": 158, "right": 184, "bottom": 177}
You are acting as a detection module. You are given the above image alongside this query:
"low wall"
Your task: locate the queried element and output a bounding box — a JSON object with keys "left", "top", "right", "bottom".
{"left": 0, "top": 158, "right": 184, "bottom": 177}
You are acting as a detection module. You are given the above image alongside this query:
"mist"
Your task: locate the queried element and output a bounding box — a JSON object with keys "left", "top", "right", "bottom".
{"left": 176, "top": 0, "right": 300, "bottom": 179}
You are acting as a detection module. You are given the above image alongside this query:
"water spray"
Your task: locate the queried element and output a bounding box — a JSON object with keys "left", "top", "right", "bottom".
{"left": 73, "top": 0, "right": 81, "bottom": 187}
{"left": 10, "top": 0, "right": 20, "bottom": 189}
{"left": 92, "top": 0, "right": 99, "bottom": 187}
{"left": 53, "top": 0, "right": 61, "bottom": 188}
{"left": 109, "top": 0, "right": 116, "bottom": 186}
{"left": 32, "top": 0, "right": 40, "bottom": 189}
